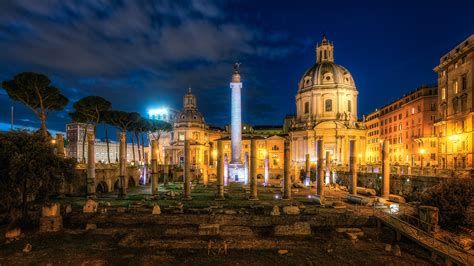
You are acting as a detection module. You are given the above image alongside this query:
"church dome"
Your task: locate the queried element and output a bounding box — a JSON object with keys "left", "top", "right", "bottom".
{"left": 175, "top": 109, "right": 205, "bottom": 123}
{"left": 297, "top": 35, "right": 356, "bottom": 91}
{"left": 175, "top": 88, "right": 205, "bottom": 124}
{"left": 298, "top": 62, "right": 355, "bottom": 91}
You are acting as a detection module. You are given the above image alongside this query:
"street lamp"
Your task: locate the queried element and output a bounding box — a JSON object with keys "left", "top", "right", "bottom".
{"left": 419, "top": 148, "right": 425, "bottom": 171}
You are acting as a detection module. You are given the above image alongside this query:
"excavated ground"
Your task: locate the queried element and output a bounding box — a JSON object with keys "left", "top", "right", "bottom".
{"left": 0, "top": 183, "right": 434, "bottom": 265}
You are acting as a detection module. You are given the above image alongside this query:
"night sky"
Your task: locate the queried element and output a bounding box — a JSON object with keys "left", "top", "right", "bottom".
{"left": 1, "top": 0, "right": 473, "bottom": 139}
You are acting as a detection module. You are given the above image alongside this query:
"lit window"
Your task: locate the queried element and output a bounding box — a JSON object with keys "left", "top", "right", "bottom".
{"left": 178, "top": 132, "right": 185, "bottom": 141}
{"left": 441, "top": 87, "right": 446, "bottom": 100}
{"left": 454, "top": 81, "right": 458, "bottom": 94}
{"left": 411, "top": 107, "right": 415, "bottom": 114}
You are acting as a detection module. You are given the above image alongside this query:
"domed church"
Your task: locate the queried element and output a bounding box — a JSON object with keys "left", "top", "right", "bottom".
{"left": 288, "top": 35, "right": 366, "bottom": 169}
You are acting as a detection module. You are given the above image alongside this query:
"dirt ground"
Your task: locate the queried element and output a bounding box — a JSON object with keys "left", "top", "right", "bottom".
{"left": 0, "top": 227, "right": 433, "bottom": 266}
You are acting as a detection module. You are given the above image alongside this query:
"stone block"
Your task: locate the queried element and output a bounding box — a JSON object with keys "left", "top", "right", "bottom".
{"left": 418, "top": 205, "right": 439, "bottom": 232}
{"left": 117, "top": 207, "right": 126, "bottom": 213}
{"left": 39, "top": 216, "right": 63, "bottom": 232}
{"left": 282, "top": 206, "right": 300, "bottom": 215}
{"left": 5, "top": 228, "right": 21, "bottom": 239}
{"left": 83, "top": 199, "right": 98, "bottom": 213}
{"left": 86, "top": 223, "right": 97, "bottom": 230}
{"left": 274, "top": 222, "right": 311, "bottom": 236}
{"left": 198, "top": 224, "right": 220, "bottom": 236}
{"left": 357, "top": 187, "right": 377, "bottom": 196}
{"left": 42, "top": 203, "right": 60, "bottom": 217}
{"left": 393, "top": 244, "right": 401, "bottom": 257}
{"left": 220, "top": 226, "right": 254, "bottom": 237}
{"left": 270, "top": 206, "right": 280, "bottom": 216}
{"left": 388, "top": 194, "right": 406, "bottom": 203}
{"left": 64, "top": 204, "right": 72, "bottom": 214}
{"left": 152, "top": 204, "right": 161, "bottom": 215}
{"left": 22, "top": 243, "right": 32, "bottom": 253}
{"left": 278, "top": 249, "right": 288, "bottom": 255}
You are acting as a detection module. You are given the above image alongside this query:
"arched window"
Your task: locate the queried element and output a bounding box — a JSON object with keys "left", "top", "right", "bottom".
{"left": 304, "top": 102, "right": 309, "bottom": 114}
{"left": 347, "top": 100, "right": 352, "bottom": 113}
{"left": 325, "top": 99, "right": 332, "bottom": 112}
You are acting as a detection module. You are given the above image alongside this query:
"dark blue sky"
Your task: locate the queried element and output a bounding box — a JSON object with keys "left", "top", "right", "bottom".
{"left": 0, "top": 0, "right": 473, "bottom": 138}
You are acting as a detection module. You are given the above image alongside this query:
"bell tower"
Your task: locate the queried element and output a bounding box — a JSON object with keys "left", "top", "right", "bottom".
{"left": 183, "top": 88, "right": 196, "bottom": 110}
{"left": 316, "top": 35, "right": 334, "bottom": 63}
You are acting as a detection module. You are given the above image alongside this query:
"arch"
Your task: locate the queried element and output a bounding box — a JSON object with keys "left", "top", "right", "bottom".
{"left": 128, "top": 176, "right": 136, "bottom": 187}
{"left": 257, "top": 174, "right": 264, "bottom": 180}
{"left": 96, "top": 182, "right": 108, "bottom": 194}
{"left": 114, "top": 179, "right": 120, "bottom": 191}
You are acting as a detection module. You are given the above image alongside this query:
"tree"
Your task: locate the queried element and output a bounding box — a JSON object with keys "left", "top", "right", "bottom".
{"left": 2, "top": 72, "right": 68, "bottom": 137}
{"left": 148, "top": 119, "right": 172, "bottom": 163}
{"left": 103, "top": 111, "right": 141, "bottom": 162}
{"left": 149, "top": 119, "right": 172, "bottom": 142}
{"left": 0, "top": 131, "right": 77, "bottom": 224}
{"left": 69, "top": 96, "right": 111, "bottom": 162}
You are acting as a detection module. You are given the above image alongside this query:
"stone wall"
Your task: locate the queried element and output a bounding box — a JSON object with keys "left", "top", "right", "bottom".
{"left": 67, "top": 165, "right": 141, "bottom": 195}
{"left": 335, "top": 171, "right": 451, "bottom": 198}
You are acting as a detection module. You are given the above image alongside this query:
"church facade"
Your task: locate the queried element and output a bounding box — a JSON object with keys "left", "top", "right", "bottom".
{"left": 287, "top": 36, "right": 366, "bottom": 171}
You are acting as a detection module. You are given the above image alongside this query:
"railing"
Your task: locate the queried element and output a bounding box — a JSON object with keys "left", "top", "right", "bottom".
{"left": 374, "top": 206, "right": 474, "bottom": 265}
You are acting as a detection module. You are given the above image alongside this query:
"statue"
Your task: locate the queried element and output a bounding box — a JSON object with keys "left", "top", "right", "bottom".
{"left": 233, "top": 62, "right": 241, "bottom": 74}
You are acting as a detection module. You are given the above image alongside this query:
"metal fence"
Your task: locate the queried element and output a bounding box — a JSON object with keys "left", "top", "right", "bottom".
{"left": 374, "top": 205, "right": 474, "bottom": 265}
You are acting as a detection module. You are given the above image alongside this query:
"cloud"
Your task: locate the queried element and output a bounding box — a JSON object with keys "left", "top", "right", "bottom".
{"left": 0, "top": 0, "right": 302, "bottom": 133}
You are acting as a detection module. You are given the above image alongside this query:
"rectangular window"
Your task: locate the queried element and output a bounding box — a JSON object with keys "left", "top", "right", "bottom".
{"left": 178, "top": 132, "right": 185, "bottom": 141}
{"left": 462, "top": 76, "right": 467, "bottom": 91}
{"left": 454, "top": 80, "right": 459, "bottom": 94}
{"left": 347, "top": 100, "right": 352, "bottom": 113}
{"left": 325, "top": 99, "right": 332, "bottom": 112}
{"left": 304, "top": 102, "right": 309, "bottom": 114}
{"left": 441, "top": 87, "right": 446, "bottom": 100}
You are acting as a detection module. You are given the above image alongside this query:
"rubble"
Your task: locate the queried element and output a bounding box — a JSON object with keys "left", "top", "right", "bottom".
{"left": 274, "top": 222, "right": 311, "bottom": 236}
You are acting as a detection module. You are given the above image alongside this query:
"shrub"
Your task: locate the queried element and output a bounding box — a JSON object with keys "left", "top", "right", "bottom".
{"left": 419, "top": 178, "right": 474, "bottom": 229}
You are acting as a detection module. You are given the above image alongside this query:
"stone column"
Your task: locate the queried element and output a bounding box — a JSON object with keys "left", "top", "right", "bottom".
{"left": 264, "top": 152, "right": 269, "bottom": 186}
{"left": 203, "top": 165, "right": 209, "bottom": 186}
{"left": 56, "top": 133, "right": 65, "bottom": 158}
{"left": 349, "top": 140, "right": 358, "bottom": 195}
{"left": 224, "top": 154, "right": 229, "bottom": 186}
{"left": 151, "top": 140, "right": 159, "bottom": 195}
{"left": 249, "top": 138, "right": 258, "bottom": 200}
{"left": 164, "top": 152, "right": 169, "bottom": 185}
{"left": 244, "top": 152, "right": 249, "bottom": 185}
{"left": 382, "top": 140, "right": 390, "bottom": 198}
{"left": 305, "top": 153, "right": 311, "bottom": 186}
{"left": 283, "top": 139, "right": 291, "bottom": 200}
{"left": 118, "top": 132, "right": 127, "bottom": 198}
{"left": 316, "top": 139, "right": 325, "bottom": 197}
{"left": 216, "top": 141, "right": 225, "bottom": 200}
{"left": 326, "top": 151, "right": 332, "bottom": 184}
{"left": 230, "top": 69, "right": 243, "bottom": 164}
{"left": 87, "top": 132, "right": 96, "bottom": 198}
{"left": 183, "top": 140, "right": 192, "bottom": 200}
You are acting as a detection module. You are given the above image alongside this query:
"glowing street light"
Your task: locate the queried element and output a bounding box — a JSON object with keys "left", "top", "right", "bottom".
{"left": 419, "top": 148, "right": 425, "bottom": 171}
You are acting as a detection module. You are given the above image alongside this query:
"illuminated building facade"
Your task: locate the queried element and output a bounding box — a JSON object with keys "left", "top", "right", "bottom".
{"left": 434, "top": 35, "right": 474, "bottom": 169}
{"left": 66, "top": 122, "right": 143, "bottom": 163}
{"left": 376, "top": 86, "right": 438, "bottom": 167}
{"left": 365, "top": 110, "right": 380, "bottom": 164}
{"left": 287, "top": 36, "right": 366, "bottom": 169}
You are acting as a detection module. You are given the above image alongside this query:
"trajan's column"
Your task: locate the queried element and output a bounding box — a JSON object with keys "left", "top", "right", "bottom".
{"left": 229, "top": 63, "right": 245, "bottom": 182}
{"left": 230, "top": 63, "right": 242, "bottom": 164}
